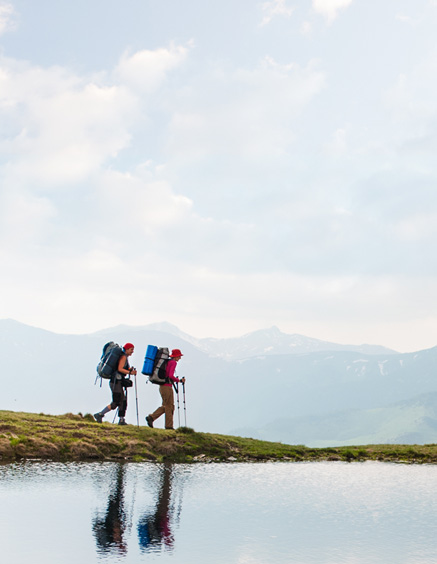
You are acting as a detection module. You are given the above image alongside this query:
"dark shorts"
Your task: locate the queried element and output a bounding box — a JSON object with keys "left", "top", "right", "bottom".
{"left": 110, "top": 378, "right": 127, "bottom": 416}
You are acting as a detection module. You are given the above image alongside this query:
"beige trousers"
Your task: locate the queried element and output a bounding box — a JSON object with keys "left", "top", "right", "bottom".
{"left": 150, "top": 385, "right": 175, "bottom": 429}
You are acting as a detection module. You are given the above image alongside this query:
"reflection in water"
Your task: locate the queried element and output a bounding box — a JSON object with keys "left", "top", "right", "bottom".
{"left": 137, "top": 463, "right": 178, "bottom": 553}
{"left": 2, "top": 461, "right": 437, "bottom": 563}
{"left": 92, "top": 464, "right": 129, "bottom": 556}
{"left": 92, "top": 463, "right": 180, "bottom": 558}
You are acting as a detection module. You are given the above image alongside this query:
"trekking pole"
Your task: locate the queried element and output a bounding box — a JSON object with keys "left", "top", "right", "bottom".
{"left": 182, "top": 380, "right": 187, "bottom": 427}
{"left": 113, "top": 407, "right": 119, "bottom": 424}
{"left": 175, "top": 382, "right": 181, "bottom": 428}
{"left": 134, "top": 373, "right": 139, "bottom": 428}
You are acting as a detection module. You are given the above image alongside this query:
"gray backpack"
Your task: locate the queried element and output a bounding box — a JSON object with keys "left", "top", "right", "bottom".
{"left": 96, "top": 342, "right": 124, "bottom": 380}
{"left": 149, "top": 347, "right": 170, "bottom": 385}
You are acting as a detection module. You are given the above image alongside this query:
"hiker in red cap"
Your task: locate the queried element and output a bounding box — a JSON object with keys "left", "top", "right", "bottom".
{"left": 146, "top": 349, "right": 185, "bottom": 430}
{"left": 94, "top": 343, "right": 137, "bottom": 425}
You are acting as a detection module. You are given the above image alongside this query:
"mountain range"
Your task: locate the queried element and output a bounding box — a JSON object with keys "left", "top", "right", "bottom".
{"left": 1, "top": 318, "right": 437, "bottom": 447}
{"left": 125, "top": 321, "right": 397, "bottom": 359}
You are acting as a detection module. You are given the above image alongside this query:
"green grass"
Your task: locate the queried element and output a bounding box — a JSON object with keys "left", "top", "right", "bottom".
{"left": 1, "top": 410, "right": 437, "bottom": 463}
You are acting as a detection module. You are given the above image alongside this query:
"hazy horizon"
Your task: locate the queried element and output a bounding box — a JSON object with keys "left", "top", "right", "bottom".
{"left": 0, "top": 316, "right": 418, "bottom": 354}
{"left": 1, "top": 1, "right": 437, "bottom": 353}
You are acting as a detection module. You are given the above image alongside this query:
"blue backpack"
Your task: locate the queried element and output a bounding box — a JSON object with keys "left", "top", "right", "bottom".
{"left": 142, "top": 345, "right": 158, "bottom": 375}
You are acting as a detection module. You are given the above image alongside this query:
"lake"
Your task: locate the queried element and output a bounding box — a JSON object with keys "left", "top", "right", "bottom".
{"left": 0, "top": 460, "right": 436, "bottom": 563}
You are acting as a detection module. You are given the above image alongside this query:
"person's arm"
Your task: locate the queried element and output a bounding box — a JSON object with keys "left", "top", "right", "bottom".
{"left": 118, "top": 355, "right": 131, "bottom": 375}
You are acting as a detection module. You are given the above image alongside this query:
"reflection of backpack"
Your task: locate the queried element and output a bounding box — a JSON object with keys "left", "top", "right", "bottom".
{"left": 149, "top": 347, "right": 170, "bottom": 385}
{"left": 96, "top": 342, "right": 124, "bottom": 380}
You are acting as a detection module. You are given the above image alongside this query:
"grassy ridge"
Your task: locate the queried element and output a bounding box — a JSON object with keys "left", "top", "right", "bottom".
{"left": 1, "top": 410, "right": 437, "bottom": 464}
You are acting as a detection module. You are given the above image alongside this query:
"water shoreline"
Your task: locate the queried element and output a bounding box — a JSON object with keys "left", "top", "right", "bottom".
{"left": 1, "top": 410, "right": 436, "bottom": 464}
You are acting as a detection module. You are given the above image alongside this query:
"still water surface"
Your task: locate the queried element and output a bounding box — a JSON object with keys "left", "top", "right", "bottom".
{"left": 0, "top": 460, "right": 436, "bottom": 563}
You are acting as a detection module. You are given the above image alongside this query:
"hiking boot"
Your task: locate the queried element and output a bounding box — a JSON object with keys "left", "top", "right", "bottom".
{"left": 94, "top": 412, "right": 103, "bottom": 423}
{"left": 118, "top": 418, "right": 128, "bottom": 426}
{"left": 146, "top": 415, "right": 154, "bottom": 428}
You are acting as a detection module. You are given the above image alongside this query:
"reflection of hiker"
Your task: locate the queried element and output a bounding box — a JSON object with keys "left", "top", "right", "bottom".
{"left": 146, "top": 349, "right": 185, "bottom": 430}
{"left": 94, "top": 343, "right": 137, "bottom": 426}
{"left": 92, "top": 464, "right": 128, "bottom": 555}
{"left": 138, "top": 463, "right": 175, "bottom": 552}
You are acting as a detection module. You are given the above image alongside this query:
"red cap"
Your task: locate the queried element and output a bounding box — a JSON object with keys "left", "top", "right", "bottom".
{"left": 123, "top": 343, "right": 134, "bottom": 350}
{"left": 170, "top": 348, "right": 183, "bottom": 358}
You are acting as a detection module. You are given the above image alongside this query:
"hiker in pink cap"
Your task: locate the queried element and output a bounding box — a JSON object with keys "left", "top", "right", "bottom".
{"left": 146, "top": 349, "right": 185, "bottom": 430}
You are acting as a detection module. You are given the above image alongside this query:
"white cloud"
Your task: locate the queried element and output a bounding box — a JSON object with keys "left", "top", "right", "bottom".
{"left": 324, "top": 126, "right": 349, "bottom": 156}
{"left": 300, "top": 21, "right": 313, "bottom": 35}
{"left": 0, "top": 42, "right": 192, "bottom": 189}
{"left": 392, "top": 211, "right": 437, "bottom": 242}
{"left": 166, "top": 56, "right": 325, "bottom": 161}
{"left": 395, "top": 13, "right": 419, "bottom": 26}
{"left": 0, "top": 190, "right": 57, "bottom": 249}
{"left": 114, "top": 42, "right": 192, "bottom": 93}
{"left": 312, "top": 0, "right": 353, "bottom": 23}
{"left": 383, "top": 56, "right": 437, "bottom": 165}
{"left": 95, "top": 168, "right": 194, "bottom": 237}
{"left": 0, "top": 41, "right": 196, "bottom": 287}
{"left": 260, "top": 0, "right": 294, "bottom": 27}
{"left": 0, "top": 57, "right": 138, "bottom": 186}
{"left": 0, "top": 2, "right": 16, "bottom": 35}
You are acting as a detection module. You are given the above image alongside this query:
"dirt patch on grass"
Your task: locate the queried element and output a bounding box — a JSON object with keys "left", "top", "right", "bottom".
{"left": 70, "top": 432, "right": 90, "bottom": 439}
{"left": 12, "top": 438, "right": 61, "bottom": 459}
{"left": 0, "top": 425, "right": 19, "bottom": 433}
{"left": 68, "top": 441, "right": 101, "bottom": 458}
{"left": 62, "top": 413, "right": 84, "bottom": 421}
{"left": 0, "top": 438, "right": 14, "bottom": 459}
{"left": 92, "top": 437, "right": 123, "bottom": 450}
{"left": 122, "top": 439, "right": 151, "bottom": 455}
{"left": 157, "top": 440, "right": 184, "bottom": 455}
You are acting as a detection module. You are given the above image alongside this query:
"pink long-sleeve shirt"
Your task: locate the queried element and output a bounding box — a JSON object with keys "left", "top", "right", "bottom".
{"left": 162, "top": 359, "right": 179, "bottom": 387}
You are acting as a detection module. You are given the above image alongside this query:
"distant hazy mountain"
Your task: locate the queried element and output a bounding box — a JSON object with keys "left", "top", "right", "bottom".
{"left": 231, "top": 392, "right": 437, "bottom": 447}
{"left": 1, "top": 318, "right": 436, "bottom": 446}
{"left": 108, "top": 322, "right": 397, "bottom": 360}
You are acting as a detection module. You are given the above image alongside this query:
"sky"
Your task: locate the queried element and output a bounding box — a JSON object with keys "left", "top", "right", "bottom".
{"left": 1, "top": 0, "right": 437, "bottom": 352}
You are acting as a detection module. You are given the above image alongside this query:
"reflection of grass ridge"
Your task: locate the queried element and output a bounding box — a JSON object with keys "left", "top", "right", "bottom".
{"left": 1, "top": 410, "right": 437, "bottom": 463}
